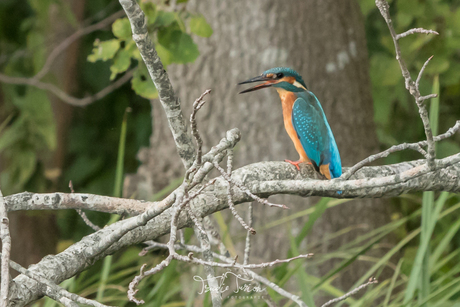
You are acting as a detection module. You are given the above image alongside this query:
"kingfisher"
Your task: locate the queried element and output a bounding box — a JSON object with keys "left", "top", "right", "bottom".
{"left": 238, "top": 67, "right": 342, "bottom": 179}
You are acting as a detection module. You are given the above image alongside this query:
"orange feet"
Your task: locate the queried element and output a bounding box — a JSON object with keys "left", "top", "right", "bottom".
{"left": 284, "top": 159, "right": 311, "bottom": 171}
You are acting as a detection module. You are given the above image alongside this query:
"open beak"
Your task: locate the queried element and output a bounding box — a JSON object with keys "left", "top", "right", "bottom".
{"left": 238, "top": 75, "right": 276, "bottom": 94}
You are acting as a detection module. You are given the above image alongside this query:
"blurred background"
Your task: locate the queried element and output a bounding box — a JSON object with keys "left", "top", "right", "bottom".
{"left": 0, "top": 0, "right": 460, "bottom": 306}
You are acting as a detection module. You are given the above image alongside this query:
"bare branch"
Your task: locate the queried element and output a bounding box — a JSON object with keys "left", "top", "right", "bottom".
{"left": 226, "top": 151, "right": 256, "bottom": 234}
{"left": 376, "top": 0, "right": 437, "bottom": 169}
{"left": 190, "top": 89, "right": 212, "bottom": 166}
{"left": 244, "top": 202, "right": 254, "bottom": 265}
{"left": 7, "top": 152, "right": 460, "bottom": 306}
{"left": 342, "top": 120, "right": 460, "bottom": 179}
{"left": 213, "top": 161, "right": 288, "bottom": 209}
{"left": 194, "top": 218, "right": 222, "bottom": 307}
{"left": 76, "top": 209, "right": 101, "bottom": 231}
{"left": 419, "top": 94, "right": 438, "bottom": 102}
{"left": 34, "top": 10, "right": 125, "bottom": 81}
{"left": 3, "top": 253, "right": 111, "bottom": 307}
{"left": 415, "top": 55, "right": 434, "bottom": 91}
{"left": 178, "top": 250, "right": 313, "bottom": 270}
{"left": 126, "top": 129, "right": 240, "bottom": 304}
{"left": 320, "top": 277, "right": 378, "bottom": 307}
{"left": 70, "top": 181, "right": 101, "bottom": 231}
{"left": 141, "top": 241, "right": 308, "bottom": 307}
{"left": 4, "top": 191, "right": 155, "bottom": 215}
{"left": 0, "top": 189, "right": 11, "bottom": 307}
{"left": 0, "top": 69, "right": 133, "bottom": 107}
{"left": 396, "top": 28, "right": 439, "bottom": 40}
{"left": 119, "top": 0, "right": 196, "bottom": 169}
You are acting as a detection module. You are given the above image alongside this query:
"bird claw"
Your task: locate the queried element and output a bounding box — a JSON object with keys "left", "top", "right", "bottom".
{"left": 284, "top": 159, "right": 312, "bottom": 171}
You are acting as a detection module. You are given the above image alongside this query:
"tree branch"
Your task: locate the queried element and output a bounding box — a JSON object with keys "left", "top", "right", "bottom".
{"left": 0, "top": 189, "right": 11, "bottom": 307}
{"left": 342, "top": 120, "right": 460, "bottom": 179}
{"left": 376, "top": 0, "right": 439, "bottom": 169}
{"left": 7, "top": 150, "right": 460, "bottom": 305}
{"left": 3, "top": 253, "right": 111, "bottom": 307}
{"left": 5, "top": 151, "right": 460, "bottom": 216}
{"left": 0, "top": 69, "right": 133, "bottom": 107}
{"left": 34, "top": 10, "right": 125, "bottom": 81}
{"left": 119, "top": 0, "right": 196, "bottom": 169}
{"left": 320, "top": 278, "right": 378, "bottom": 307}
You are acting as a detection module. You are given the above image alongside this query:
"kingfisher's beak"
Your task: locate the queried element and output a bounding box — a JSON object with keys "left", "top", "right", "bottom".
{"left": 238, "top": 75, "right": 276, "bottom": 94}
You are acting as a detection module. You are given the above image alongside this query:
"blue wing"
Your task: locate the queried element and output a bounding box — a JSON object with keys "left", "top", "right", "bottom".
{"left": 291, "top": 97, "right": 323, "bottom": 169}
{"left": 291, "top": 92, "right": 342, "bottom": 179}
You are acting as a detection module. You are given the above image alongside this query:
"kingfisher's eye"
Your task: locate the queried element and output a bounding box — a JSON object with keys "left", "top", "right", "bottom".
{"left": 276, "top": 73, "right": 284, "bottom": 78}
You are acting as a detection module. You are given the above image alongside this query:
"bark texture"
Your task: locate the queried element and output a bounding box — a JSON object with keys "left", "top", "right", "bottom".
{"left": 125, "top": 0, "right": 394, "bottom": 297}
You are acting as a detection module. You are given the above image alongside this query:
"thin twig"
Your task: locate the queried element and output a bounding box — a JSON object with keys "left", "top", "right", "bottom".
{"left": 415, "top": 56, "right": 434, "bottom": 91}
{"left": 0, "top": 189, "right": 11, "bottom": 307}
{"left": 320, "top": 277, "right": 378, "bottom": 307}
{"left": 178, "top": 251, "right": 314, "bottom": 269}
{"left": 186, "top": 206, "right": 207, "bottom": 237}
{"left": 226, "top": 150, "right": 256, "bottom": 234}
{"left": 376, "top": 0, "right": 438, "bottom": 169}
{"left": 419, "top": 94, "right": 438, "bottom": 102}
{"left": 343, "top": 120, "right": 460, "bottom": 179}
{"left": 342, "top": 143, "right": 427, "bottom": 180}
{"left": 190, "top": 89, "right": 211, "bottom": 166}
{"left": 70, "top": 181, "right": 101, "bottom": 231}
{"left": 0, "top": 69, "right": 133, "bottom": 107}
{"left": 213, "top": 161, "right": 288, "bottom": 209}
{"left": 141, "top": 241, "right": 306, "bottom": 306}
{"left": 127, "top": 189, "right": 186, "bottom": 305}
{"left": 396, "top": 28, "right": 439, "bottom": 40}
{"left": 129, "top": 184, "right": 190, "bottom": 303}
{"left": 34, "top": 10, "right": 125, "bottom": 80}
{"left": 244, "top": 202, "right": 254, "bottom": 265}
{"left": 129, "top": 164, "right": 309, "bottom": 304}
{"left": 76, "top": 210, "right": 101, "bottom": 231}
{"left": 195, "top": 218, "right": 222, "bottom": 307}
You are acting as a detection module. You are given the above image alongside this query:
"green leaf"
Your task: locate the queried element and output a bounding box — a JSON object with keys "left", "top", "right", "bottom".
{"left": 383, "top": 259, "right": 403, "bottom": 307}
{"left": 140, "top": 2, "right": 157, "bottom": 25}
{"left": 125, "top": 40, "right": 142, "bottom": 61}
{"left": 155, "top": 42, "right": 173, "bottom": 66}
{"left": 295, "top": 198, "right": 329, "bottom": 246}
{"left": 158, "top": 28, "right": 199, "bottom": 63}
{"left": 190, "top": 15, "right": 213, "bottom": 37}
{"left": 289, "top": 234, "right": 315, "bottom": 307}
{"left": 112, "top": 17, "right": 132, "bottom": 40}
{"left": 110, "top": 48, "right": 131, "bottom": 80}
{"left": 154, "top": 11, "right": 176, "bottom": 27}
{"left": 87, "top": 39, "right": 120, "bottom": 62}
{"left": 404, "top": 192, "right": 448, "bottom": 304}
{"left": 131, "top": 65, "right": 158, "bottom": 99}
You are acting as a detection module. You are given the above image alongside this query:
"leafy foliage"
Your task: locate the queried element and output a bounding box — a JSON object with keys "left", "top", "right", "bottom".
{"left": 87, "top": 2, "right": 212, "bottom": 99}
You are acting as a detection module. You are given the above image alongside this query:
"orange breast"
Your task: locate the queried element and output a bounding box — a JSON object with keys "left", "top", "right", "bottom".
{"left": 276, "top": 89, "right": 310, "bottom": 163}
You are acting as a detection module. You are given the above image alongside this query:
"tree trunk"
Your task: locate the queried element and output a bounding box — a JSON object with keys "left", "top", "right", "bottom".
{"left": 126, "top": 0, "right": 395, "bottom": 300}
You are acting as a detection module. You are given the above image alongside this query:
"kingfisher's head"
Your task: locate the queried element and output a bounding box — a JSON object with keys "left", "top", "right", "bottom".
{"left": 238, "top": 67, "right": 307, "bottom": 94}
